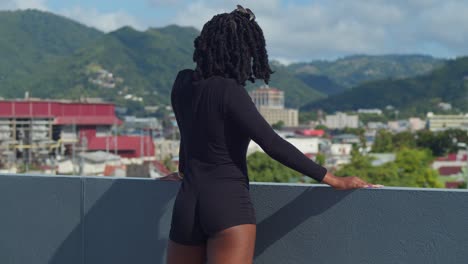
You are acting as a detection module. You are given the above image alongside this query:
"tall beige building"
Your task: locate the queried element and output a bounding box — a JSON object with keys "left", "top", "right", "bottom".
{"left": 249, "top": 85, "right": 298, "bottom": 127}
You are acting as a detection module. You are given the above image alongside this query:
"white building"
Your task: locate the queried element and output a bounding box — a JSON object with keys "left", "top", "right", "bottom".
{"left": 426, "top": 112, "right": 468, "bottom": 131}
{"left": 154, "top": 139, "right": 180, "bottom": 161}
{"left": 330, "top": 143, "right": 352, "bottom": 156}
{"left": 358, "top": 108, "right": 383, "bottom": 115}
{"left": 325, "top": 112, "right": 359, "bottom": 129}
{"left": 77, "top": 151, "right": 122, "bottom": 176}
{"left": 247, "top": 137, "right": 322, "bottom": 156}
{"left": 409, "top": 117, "right": 426, "bottom": 131}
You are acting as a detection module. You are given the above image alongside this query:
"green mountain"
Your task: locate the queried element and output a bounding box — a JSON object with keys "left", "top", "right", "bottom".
{"left": 0, "top": 10, "right": 325, "bottom": 108}
{"left": 0, "top": 10, "right": 456, "bottom": 115}
{"left": 294, "top": 73, "right": 345, "bottom": 95}
{"left": 301, "top": 57, "right": 468, "bottom": 115}
{"left": 0, "top": 9, "right": 103, "bottom": 96}
{"left": 288, "top": 54, "right": 445, "bottom": 89}
{"left": 26, "top": 25, "right": 199, "bottom": 105}
{"left": 246, "top": 61, "right": 326, "bottom": 108}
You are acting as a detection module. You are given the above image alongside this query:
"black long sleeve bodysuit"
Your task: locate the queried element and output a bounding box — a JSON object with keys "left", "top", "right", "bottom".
{"left": 168, "top": 69, "right": 327, "bottom": 245}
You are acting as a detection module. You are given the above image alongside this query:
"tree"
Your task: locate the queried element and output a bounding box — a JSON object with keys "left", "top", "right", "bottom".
{"left": 272, "top": 120, "right": 285, "bottom": 130}
{"left": 247, "top": 151, "right": 302, "bottom": 182}
{"left": 162, "top": 155, "right": 177, "bottom": 172}
{"left": 415, "top": 129, "right": 463, "bottom": 157}
{"left": 393, "top": 131, "right": 416, "bottom": 150}
{"left": 315, "top": 153, "right": 326, "bottom": 166}
{"left": 315, "top": 124, "right": 328, "bottom": 130}
{"left": 335, "top": 147, "right": 442, "bottom": 188}
{"left": 371, "top": 129, "right": 393, "bottom": 152}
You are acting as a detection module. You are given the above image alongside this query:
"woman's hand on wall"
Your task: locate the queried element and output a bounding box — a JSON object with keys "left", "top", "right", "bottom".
{"left": 321, "top": 172, "right": 383, "bottom": 190}
{"left": 158, "top": 172, "right": 183, "bottom": 181}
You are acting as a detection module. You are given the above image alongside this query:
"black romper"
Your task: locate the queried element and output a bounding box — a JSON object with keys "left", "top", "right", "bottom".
{"left": 168, "top": 69, "right": 328, "bottom": 245}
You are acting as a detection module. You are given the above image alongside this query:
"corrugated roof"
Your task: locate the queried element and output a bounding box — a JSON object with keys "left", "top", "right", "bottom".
{"left": 54, "top": 116, "right": 123, "bottom": 125}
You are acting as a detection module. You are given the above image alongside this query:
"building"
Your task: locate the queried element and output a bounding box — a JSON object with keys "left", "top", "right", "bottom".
{"left": 295, "top": 129, "right": 325, "bottom": 137}
{"left": 154, "top": 139, "right": 180, "bottom": 161}
{"left": 0, "top": 99, "right": 154, "bottom": 170}
{"left": 86, "top": 135, "right": 155, "bottom": 159}
{"left": 357, "top": 108, "right": 383, "bottom": 115}
{"left": 387, "top": 120, "right": 410, "bottom": 133}
{"left": 368, "top": 153, "right": 396, "bottom": 166}
{"left": 426, "top": 112, "right": 468, "bottom": 131}
{"left": 121, "top": 116, "right": 162, "bottom": 138}
{"left": 325, "top": 112, "right": 359, "bottom": 129}
{"left": 249, "top": 85, "right": 299, "bottom": 127}
{"left": 249, "top": 85, "right": 284, "bottom": 108}
{"left": 257, "top": 106, "right": 299, "bottom": 127}
{"left": 408, "top": 117, "right": 425, "bottom": 131}
{"left": 332, "top": 134, "right": 360, "bottom": 144}
{"left": 330, "top": 143, "right": 352, "bottom": 156}
{"left": 248, "top": 136, "right": 323, "bottom": 156}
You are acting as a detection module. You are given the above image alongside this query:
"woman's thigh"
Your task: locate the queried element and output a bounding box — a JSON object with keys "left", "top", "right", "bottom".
{"left": 166, "top": 239, "right": 207, "bottom": 264}
{"left": 206, "top": 224, "right": 256, "bottom": 264}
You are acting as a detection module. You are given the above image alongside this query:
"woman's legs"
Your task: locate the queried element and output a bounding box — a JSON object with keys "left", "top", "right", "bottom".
{"left": 166, "top": 239, "right": 206, "bottom": 264}
{"left": 206, "top": 224, "right": 256, "bottom": 264}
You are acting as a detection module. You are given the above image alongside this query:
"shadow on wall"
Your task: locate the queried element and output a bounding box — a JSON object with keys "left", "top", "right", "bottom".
{"left": 253, "top": 186, "right": 353, "bottom": 258}
{"left": 49, "top": 178, "right": 178, "bottom": 264}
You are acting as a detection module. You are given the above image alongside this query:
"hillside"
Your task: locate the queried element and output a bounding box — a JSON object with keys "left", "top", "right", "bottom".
{"left": 301, "top": 56, "right": 468, "bottom": 115}
{"left": 246, "top": 61, "right": 326, "bottom": 107}
{"left": 0, "top": 10, "right": 455, "bottom": 114}
{"left": 0, "top": 9, "right": 103, "bottom": 96}
{"left": 288, "top": 55, "right": 445, "bottom": 89}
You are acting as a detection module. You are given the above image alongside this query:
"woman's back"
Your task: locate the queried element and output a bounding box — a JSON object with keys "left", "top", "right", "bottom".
{"left": 171, "top": 69, "right": 252, "bottom": 187}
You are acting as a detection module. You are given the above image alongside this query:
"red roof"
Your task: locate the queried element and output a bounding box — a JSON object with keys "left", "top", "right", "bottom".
{"left": 0, "top": 100, "right": 122, "bottom": 126}
{"left": 438, "top": 166, "right": 463, "bottom": 176}
{"left": 54, "top": 116, "right": 123, "bottom": 125}
{"left": 87, "top": 136, "right": 155, "bottom": 158}
{"left": 103, "top": 165, "right": 127, "bottom": 176}
{"left": 436, "top": 153, "right": 468, "bottom": 162}
{"left": 296, "top": 129, "right": 325, "bottom": 137}
{"left": 445, "top": 181, "right": 465, "bottom": 188}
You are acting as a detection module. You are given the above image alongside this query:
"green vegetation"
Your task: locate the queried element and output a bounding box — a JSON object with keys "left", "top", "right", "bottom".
{"left": 298, "top": 111, "right": 319, "bottom": 124}
{"left": 372, "top": 129, "right": 468, "bottom": 156}
{"left": 294, "top": 73, "right": 345, "bottom": 95}
{"left": 247, "top": 152, "right": 303, "bottom": 183}
{"left": 288, "top": 54, "right": 445, "bottom": 88}
{"left": 0, "top": 10, "right": 325, "bottom": 110}
{"left": 272, "top": 120, "right": 285, "bottom": 130}
{"left": 0, "top": 10, "right": 452, "bottom": 115}
{"left": 302, "top": 57, "right": 468, "bottom": 115}
{"left": 335, "top": 147, "right": 442, "bottom": 188}
{"left": 246, "top": 61, "right": 326, "bottom": 108}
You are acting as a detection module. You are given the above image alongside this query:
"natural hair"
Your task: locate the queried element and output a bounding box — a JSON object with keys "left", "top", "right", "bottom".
{"left": 192, "top": 9, "right": 274, "bottom": 86}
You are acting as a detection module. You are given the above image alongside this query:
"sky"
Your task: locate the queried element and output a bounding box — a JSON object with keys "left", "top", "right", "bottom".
{"left": 1, "top": 0, "right": 468, "bottom": 63}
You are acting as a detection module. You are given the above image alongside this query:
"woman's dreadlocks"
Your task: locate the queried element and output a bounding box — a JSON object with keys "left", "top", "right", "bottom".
{"left": 192, "top": 7, "right": 274, "bottom": 86}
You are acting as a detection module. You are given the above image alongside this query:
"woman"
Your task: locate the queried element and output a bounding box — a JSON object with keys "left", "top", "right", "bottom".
{"left": 165, "top": 5, "right": 382, "bottom": 264}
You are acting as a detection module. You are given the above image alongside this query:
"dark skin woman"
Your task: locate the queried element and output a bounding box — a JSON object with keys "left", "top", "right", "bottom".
{"left": 163, "top": 5, "right": 383, "bottom": 264}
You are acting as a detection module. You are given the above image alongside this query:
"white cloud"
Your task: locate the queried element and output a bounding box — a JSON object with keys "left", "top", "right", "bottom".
{"left": 0, "top": 0, "right": 47, "bottom": 10}
{"left": 60, "top": 7, "right": 143, "bottom": 32}
{"left": 167, "top": 0, "right": 468, "bottom": 61}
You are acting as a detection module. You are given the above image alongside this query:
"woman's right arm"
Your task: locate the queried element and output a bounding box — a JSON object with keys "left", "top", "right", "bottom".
{"left": 224, "top": 82, "right": 382, "bottom": 189}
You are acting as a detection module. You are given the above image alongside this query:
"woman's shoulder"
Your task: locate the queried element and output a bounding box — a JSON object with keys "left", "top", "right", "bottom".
{"left": 176, "top": 68, "right": 195, "bottom": 80}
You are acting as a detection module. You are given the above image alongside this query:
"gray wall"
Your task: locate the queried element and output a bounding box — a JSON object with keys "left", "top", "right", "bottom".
{"left": 1, "top": 174, "right": 468, "bottom": 264}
